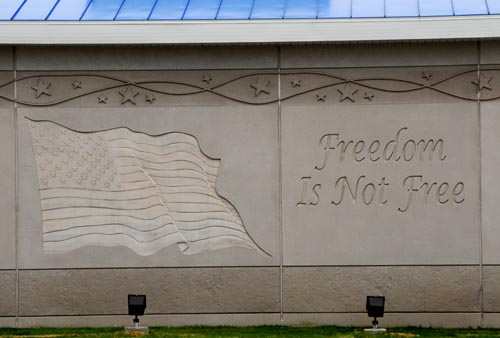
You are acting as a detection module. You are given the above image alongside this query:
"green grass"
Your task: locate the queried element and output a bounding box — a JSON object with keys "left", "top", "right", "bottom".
{"left": 0, "top": 326, "right": 499, "bottom": 338}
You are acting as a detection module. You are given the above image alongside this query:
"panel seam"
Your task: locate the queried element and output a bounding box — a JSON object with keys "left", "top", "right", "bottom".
{"left": 16, "top": 264, "right": 482, "bottom": 271}
{"left": 277, "top": 45, "right": 283, "bottom": 322}
{"left": 15, "top": 311, "right": 481, "bottom": 317}
{"left": 13, "top": 45, "right": 19, "bottom": 329}
{"left": 477, "top": 40, "right": 484, "bottom": 328}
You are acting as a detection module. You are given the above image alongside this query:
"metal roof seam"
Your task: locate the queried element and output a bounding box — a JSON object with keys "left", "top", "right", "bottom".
{"left": 147, "top": 0, "right": 159, "bottom": 20}
{"left": 114, "top": 0, "right": 128, "bottom": 20}
{"left": 484, "top": 0, "right": 491, "bottom": 15}
{"left": 45, "top": 0, "right": 61, "bottom": 20}
{"left": 282, "top": 0, "right": 289, "bottom": 19}
{"left": 10, "top": 0, "right": 29, "bottom": 20}
{"left": 181, "top": 0, "right": 192, "bottom": 20}
{"left": 215, "top": 0, "right": 224, "bottom": 20}
{"left": 79, "top": 0, "right": 94, "bottom": 20}
{"left": 248, "top": 0, "right": 256, "bottom": 19}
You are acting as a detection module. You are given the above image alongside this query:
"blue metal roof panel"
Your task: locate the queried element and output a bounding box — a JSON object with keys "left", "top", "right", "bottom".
{"left": 183, "top": 0, "right": 222, "bottom": 19}
{"left": 0, "top": 0, "right": 27, "bottom": 20}
{"left": 318, "top": 0, "right": 351, "bottom": 18}
{"left": 487, "top": 0, "right": 500, "bottom": 13}
{"left": 385, "top": 0, "right": 419, "bottom": 17}
{"left": 81, "top": 0, "right": 124, "bottom": 20}
{"left": 453, "top": 0, "right": 489, "bottom": 15}
{"left": 250, "top": 0, "right": 285, "bottom": 19}
{"left": 115, "top": 0, "right": 156, "bottom": 20}
{"left": 284, "top": 0, "right": 317, "bottom": 19}
{"left": 2, "top": 0, "right": 499, "bottom": 21}
{"left": 352, "top": 0, "right": 385, "bottom": 18}
{"left": 149, "top": 0, "right": 188, "bottom": 20}
{"left": 419, "top": 0, "right": 453, "bottom": 16}
{"left": 216, "top": 0, "right": 253, "bottom": 19}
{"left": 47, "top": 0, "right": 92, "bottom": 20}
{"left": 13, "top": 0, "right": 58, "bottom": 20}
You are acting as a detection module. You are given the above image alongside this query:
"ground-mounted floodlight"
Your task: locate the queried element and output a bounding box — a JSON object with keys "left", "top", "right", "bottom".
{"left": 364, "top": 296, "right": 387, "bottom": 334}
{"left": 125, "top": 294, "right": 149, "bottom": 334}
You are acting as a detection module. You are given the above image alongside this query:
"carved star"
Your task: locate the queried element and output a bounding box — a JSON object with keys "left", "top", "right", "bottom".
{"left": 119, "top": 86, "right": 139, "bottom": 105}
{"left": 145, "top": 93, "right": 156, "bottom": 104}
{"left": 250, "top": 77, "right": 271, "bottom": 97}
{"left": 316, "top": 92, "right": 327, "bottom": 102}
{"left": 202, "top": 74, "right": 213, "bottom": 84}
{"left": 31, "top": 79, "right": 51, "bottom": 98}
{"left": 98, "top": 95, "right": 108, "bottom": 104}
{"left": 364, "top": 91, "right": 375, "bottom": 101}
{"left": 338, "top": 84, "right": 358, "bottom": 102}
{"left": 291, "top": 78, "right": 301, "bottom": 88}
{"left": 471, "top": 74, "right": 493, "bottom": 91}
{"left": 72, "top": 80, "right": 82, "bottom": 89}
{"left": 422, "top": 71, "right": 433, "bottom": 81}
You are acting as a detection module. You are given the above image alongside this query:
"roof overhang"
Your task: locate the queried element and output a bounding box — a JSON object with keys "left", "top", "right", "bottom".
{"left": 1, "top": 15, "right": 500, "bottom": 45}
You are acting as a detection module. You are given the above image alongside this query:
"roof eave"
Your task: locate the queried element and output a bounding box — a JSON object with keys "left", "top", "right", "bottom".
{"left": 1, "top": 15, "right": 500, "bottom": 45}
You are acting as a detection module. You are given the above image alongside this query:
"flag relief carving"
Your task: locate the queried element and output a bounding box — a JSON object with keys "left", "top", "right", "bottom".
{"left": 27, "top": 119, "right": 266, "bottom": 257}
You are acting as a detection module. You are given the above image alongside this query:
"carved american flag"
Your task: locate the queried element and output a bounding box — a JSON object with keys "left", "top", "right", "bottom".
{"left": 27, "top": 119, "right": 266, "bottom": 256}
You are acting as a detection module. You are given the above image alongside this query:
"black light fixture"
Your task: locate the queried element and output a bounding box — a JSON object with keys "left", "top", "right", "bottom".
{"left": 128, "top": 294, "right": 147, "bottom": 328}
{"left": 364, "top": 296, "right": 386, "bottom": 334}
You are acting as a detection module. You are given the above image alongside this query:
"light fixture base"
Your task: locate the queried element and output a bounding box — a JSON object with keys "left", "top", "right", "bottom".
{"left": 363, "top": 328, "right": 387, "bottom": 334}
{"left": 125, "top": 326, "right": 149, "bottom": 335}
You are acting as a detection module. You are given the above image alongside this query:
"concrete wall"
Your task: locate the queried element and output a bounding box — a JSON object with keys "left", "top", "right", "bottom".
{"left": 0, "top": 41, "right": 498, "bottom": 327}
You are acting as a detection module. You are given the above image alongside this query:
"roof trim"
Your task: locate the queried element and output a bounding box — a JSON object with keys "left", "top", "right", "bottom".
{"left": 1, "top": 15, "right": 500, "bottom": 45}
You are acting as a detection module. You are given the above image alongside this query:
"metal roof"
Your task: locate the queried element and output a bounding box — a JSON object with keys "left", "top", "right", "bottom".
{"left": 0, "top": 0, "right": 497, "bottom": 21}
{"left": 2, "top": 0, "right": 500, "bottom": 45}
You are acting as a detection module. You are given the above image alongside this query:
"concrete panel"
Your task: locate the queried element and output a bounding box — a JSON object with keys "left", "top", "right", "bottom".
{"left": 0, "top": 72, "right": 14, "bottom": 108}
{"left": 0, "top": 271, "right": 17, "bottom": 317}
{"left": 483, "top": 313, "right": 500, "bottom": 328}
{"left": 16, "top": 46, "right": 278, "bottom": 71}
{"left": 481, "top": 266, "right": 500, "bottom": 312}
{"left": 19, "top": 268, "right": 280, "bottom": 316}
{"left": 283, "top": 313, "right": 481, "bottom": 328}
{"left": 18, "top": 314, "right": 281, "bottom": 327}
{"left": 480, "top": 41, "right": 500, "bottom": 65}
{"left": 0, "top": 109, "right": 16, "bottom": 269}
{"left": 0, "top": 48, "right": 13, "bottom": 70}
{"left": 283, "top": 266, "right": 480, "bottom": 313}
{"left": 16, "top": 312, "right": 482, "bottom": 328}
{"left": 0, "top": 318, "right": 16, "bottom": 328}
{"left": 282, "top": 103, "right": 479, "bottom": 265}
{"left": 0, "top": 70, "right": 16, "bottom": 270}
{"left": 281, "top": 42, "right": 477, "bottom": 69}
{"left": 18, "top": 106, "right": 278, "bottom": 268}
{"left": 480, "top": 103, "right": 500, "bottom": 264}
